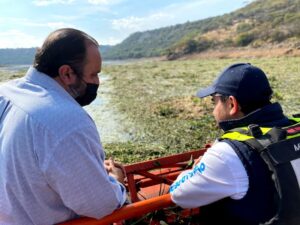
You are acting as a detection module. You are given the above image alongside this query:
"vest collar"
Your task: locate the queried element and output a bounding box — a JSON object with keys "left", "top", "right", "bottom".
{"left": 219, "top": 103, "right": 290, "bottom": 131}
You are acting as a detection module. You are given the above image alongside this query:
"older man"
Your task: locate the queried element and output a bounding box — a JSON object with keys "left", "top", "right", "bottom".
{"left": 0, "top": 28, "right": 126, "bottom": 224}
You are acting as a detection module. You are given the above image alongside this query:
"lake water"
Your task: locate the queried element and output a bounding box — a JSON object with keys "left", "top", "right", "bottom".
{"left": 85, "top": 74, "right": 133, "bottom": 143}
{"left": 0, "top": 62, "right": 132, "bottom": 144}
{"left": 0, "top": 59, "right": 133, "bottom": 71}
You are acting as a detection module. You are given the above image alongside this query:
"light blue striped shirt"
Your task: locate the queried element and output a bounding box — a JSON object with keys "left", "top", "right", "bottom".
{"left": 0, "top": 67, "right": 126, "bottom": 225}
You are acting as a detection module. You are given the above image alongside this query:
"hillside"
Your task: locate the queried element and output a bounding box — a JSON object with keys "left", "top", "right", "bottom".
{"left": 103, "top": 0, "right": 300, "bottom": 60}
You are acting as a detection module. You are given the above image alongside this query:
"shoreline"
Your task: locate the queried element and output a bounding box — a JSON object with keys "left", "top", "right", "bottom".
{"left": 103, "top": 47, "right": 300, "bottom": 63}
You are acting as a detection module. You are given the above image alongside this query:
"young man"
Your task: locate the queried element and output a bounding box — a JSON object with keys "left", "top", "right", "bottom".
{"left": 0, "top": 28, "right": 126, "bottom": 224}
{"left": 170, "top": 63, "right": 297, "bottom": 224}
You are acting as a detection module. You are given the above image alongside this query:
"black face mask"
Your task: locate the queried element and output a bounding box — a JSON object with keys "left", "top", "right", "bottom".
{"left": 75, "top": 83, "right": 99, "bottom": 106}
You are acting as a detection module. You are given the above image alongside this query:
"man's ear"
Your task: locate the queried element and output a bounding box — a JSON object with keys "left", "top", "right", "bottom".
{"left": 58, "top": 65, "right": 75, "bottom": 85}
{"left": 228, "top": 96, "right": 241, "bottom": 116}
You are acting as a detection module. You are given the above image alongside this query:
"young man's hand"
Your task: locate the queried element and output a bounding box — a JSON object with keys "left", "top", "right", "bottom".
{"left": 193, "top": 156, "right": 203, "bottom": 168}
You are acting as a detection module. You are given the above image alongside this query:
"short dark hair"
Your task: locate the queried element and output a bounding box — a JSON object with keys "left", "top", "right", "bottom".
{"left": 239, "top": 99, "right": 272, "bottom": 115}
{"left": 34, "top": 28, "right": 99, "bottom": 78}
{"left": 216, "top": 93, "right": 272, "bottom": 115}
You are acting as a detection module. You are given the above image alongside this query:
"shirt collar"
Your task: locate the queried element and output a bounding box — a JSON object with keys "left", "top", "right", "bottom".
{"left": 24, "top": 66, "right": 75, "bottom": 102}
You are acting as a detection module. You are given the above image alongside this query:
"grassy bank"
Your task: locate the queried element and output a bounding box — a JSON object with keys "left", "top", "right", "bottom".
{"left": 102, "top": 57, "right": 300, "bottom": 163}
{"left": 0, "top": 69, "right": 25, "bottom": 82}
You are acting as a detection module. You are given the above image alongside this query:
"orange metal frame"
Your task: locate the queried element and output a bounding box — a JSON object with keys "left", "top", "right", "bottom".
{"left": 60, "top": 194, "right": 173, "bottom": 225}
{"left": 59, "top": 146, "right": 209, "bottom": 225}
{"left": 125, "top": 147, "right": 208, "bottom": 202}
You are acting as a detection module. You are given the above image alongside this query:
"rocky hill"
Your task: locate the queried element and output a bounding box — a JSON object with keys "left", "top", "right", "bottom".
{"left": 102, "top": 0, "right": 300, "bottom": 60}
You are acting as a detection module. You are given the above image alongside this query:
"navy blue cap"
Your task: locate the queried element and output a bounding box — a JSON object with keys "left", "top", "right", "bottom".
{"left": 196, "top": 63, "right": 273, "bottom": 105}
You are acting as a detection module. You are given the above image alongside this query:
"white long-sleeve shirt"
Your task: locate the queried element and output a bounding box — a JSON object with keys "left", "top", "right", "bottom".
{"left": 0, "top": 67, "right": 126, "bottom": 225}
{"left": 170, "top": 141, "right": 249, "bottom": 208}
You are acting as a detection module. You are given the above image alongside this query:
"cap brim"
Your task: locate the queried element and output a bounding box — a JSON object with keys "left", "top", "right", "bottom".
{"left": 196, "top": 86, "right": 216, "bottom": 98}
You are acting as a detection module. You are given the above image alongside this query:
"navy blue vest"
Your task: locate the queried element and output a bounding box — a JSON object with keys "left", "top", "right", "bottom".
{"left": 200, "top": 139, "right": 277, "bottom": 225}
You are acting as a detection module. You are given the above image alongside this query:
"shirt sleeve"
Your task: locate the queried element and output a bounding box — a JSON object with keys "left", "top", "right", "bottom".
{"left": 170, "top": 141, "right": 249, "bottom": 209}
{"left": 42, "top": 126, "right": 127, "bottom": 219}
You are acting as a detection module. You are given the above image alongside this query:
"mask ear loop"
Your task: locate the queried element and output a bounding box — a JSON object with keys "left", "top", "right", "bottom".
{"left": 68, "top": 66, "right": 87, "bottom": 98}
{"left": 69, "top": 86, "right": 80, "bottom": 98}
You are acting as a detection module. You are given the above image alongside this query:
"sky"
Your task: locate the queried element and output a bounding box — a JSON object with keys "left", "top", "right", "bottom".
{"left": 0, "top": 0, "right": 253, "bottom": 48}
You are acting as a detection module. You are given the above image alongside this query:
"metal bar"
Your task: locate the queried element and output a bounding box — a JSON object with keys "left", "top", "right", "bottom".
{"left": 126, "top": 173, "right": 139, "bottom": 202}
{"left": 59, "top": 194, "right": 174, "bottom": 225}
{"left": 137, "top": 171, "right": 182, "bottom": 188}
{"left": 137, "top": 171, "right": 173, "bottom": 185}
{"left": 124, "top": 149, "right": 206, "bottom": 173}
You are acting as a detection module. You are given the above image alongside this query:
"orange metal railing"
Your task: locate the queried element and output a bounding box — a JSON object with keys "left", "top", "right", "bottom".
{"left": 59, "top": 147, "right": 209, "bottom": 225}
{"left": 59, "top": 194, "right": 174, "bottom": 225}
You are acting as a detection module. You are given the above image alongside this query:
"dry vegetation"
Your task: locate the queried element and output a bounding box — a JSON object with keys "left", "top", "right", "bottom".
{"left": 101, "top": 56, "right": 300, "bottom": 163}
{"left": 182, "top": 47, "right": 300, "bottom": 60}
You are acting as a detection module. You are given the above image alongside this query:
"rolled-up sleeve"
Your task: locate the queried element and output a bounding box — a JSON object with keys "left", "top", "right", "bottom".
{"left": 42, "top": 126, "right": 127, "bottom": 219}
{"left": 170, "top": 142, "right": 248, "bottom": 209}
